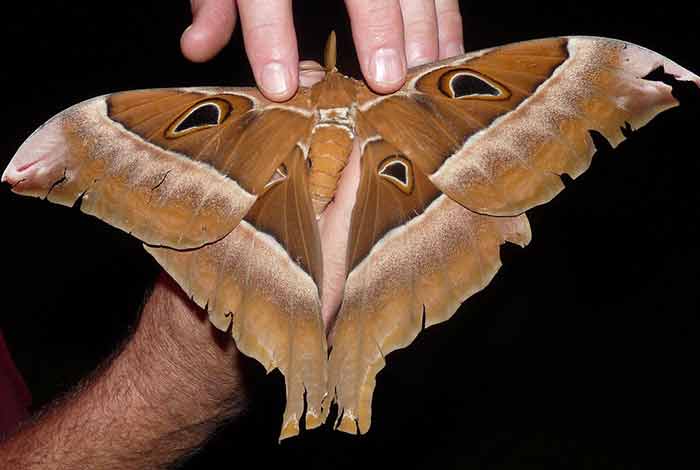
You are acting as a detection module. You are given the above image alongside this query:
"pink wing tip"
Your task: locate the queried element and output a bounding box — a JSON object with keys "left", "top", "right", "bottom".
{"left": 613, "top": 38, "right": 700, "bottom": 87}
{"left": 3, "top": 120, "right": 69, "bottom": 193}
{"left": 662, "top": 60, "right": 700, "bottom": 87}
{"left": 2, "top": 158, "right": 39, "bottom": 186}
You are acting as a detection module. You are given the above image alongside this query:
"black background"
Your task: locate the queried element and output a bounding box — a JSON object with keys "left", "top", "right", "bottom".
{"left": 1, "top": 1, "right": 698, "bottom": 468}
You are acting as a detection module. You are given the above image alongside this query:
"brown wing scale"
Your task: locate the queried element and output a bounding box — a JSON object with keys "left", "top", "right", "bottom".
{"left": 330, "top": 37, "right": 699, "bottom": 434}
{"left": 146, "top": 146, "right": 327, "bottom": 440}
{"left": 5, "top": 86, "right": 323, "bottom": 440}
{"left": 328, "top": 115, "right": 531, "bottom": 433}
{"left": 8, "top": 87, "right": 314, "bottom": 249}
{"left": 356, "top": 37, "right": 698, "bottom": 217}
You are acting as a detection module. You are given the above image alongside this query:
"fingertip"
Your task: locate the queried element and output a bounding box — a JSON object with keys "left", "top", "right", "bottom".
{"left": 345, "top": 0, "right": 407, "bottom": 93}
{"left": 365, "top": 47, "right": 407, "bottom": 93}
{"left": 399, "top": 0, "right": 439, "bottom": 67}
{"left": 237, "top": 0, "right": 299, "bottom": 101}
{"left": 258, "top": 61, "right": 298, "bottom": 101}
{"left": 442, "top": 41, "right": 465, "bottom": 59}
{"left": 435, "top": 0, "right": 464, "bottom": 59}
{"left": 405, "top": 40, "right": 437, "bottom": 67}
{"left": 181, "top": 25, "right": 218, "bottom": 63}
{"left": 182, "top": 0, "right": 236, "bottom": 62}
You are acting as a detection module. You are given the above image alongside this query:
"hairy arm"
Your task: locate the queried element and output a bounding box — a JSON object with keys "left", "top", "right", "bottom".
{"left": 0, "top": 273, "right": 249, "bottom": 470}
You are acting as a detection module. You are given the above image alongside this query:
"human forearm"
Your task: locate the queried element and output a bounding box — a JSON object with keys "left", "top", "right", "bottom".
{"left": 0, "top": 273, "right": 248, "bottom": 470}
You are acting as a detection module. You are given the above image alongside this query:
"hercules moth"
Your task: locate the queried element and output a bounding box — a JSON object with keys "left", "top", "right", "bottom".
{"left": 3, "top": 32, "right": 698, "bottom": 440}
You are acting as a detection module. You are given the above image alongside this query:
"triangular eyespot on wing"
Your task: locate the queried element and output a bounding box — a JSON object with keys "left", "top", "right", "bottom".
{"left": 166, "top": 98, "right": 232, "bottom": 137}
{"left": 432, "top": 68, "right": 511, "bottom": 100}
{"left": 378, "top": 155, "right": 414, "bottom": 194}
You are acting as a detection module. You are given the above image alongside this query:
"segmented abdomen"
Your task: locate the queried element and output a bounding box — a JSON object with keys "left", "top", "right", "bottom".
{"left": 308, "top": 124, "right": 354, "bottom": 215}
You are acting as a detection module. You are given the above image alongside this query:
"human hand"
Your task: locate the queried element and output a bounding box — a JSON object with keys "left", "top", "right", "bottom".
{"left": 181, "top": 0, "right": 464, "bottom": 101}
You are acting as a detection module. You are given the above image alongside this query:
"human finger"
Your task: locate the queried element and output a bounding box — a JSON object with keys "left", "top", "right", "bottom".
{"left": 238, "top": 0, "right": 299, "bottom": 101}
{"left": 181, "top": 0, "right": 237, "bottom": 62}
{"left": 344, "top": 0, "right": 407, "bottom": 93}
{"left": 435, "top": 0, "right": 464, "bottom": 58}
{"left": 399, "top": 0, "right": 439, "bottom": 67}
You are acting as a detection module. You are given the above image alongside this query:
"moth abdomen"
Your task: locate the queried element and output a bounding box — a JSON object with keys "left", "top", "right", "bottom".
{"left": 308, "top": 123, "right": 354, "bottom": 214}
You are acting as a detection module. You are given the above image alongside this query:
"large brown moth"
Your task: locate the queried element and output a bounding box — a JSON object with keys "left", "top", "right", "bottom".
{"left": 3, "top": 32, "right": 698, "bottom": 440}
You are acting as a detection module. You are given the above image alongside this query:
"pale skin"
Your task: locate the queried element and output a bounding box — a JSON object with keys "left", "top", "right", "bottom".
{"left": 0, "top": 2, "right": 463, "bottom": 467}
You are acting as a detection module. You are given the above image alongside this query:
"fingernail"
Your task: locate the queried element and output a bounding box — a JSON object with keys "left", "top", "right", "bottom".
{"left": 182, "top": 24, "right": 193, "bottom": 40}
{"left": 444, "top": 42, "right": 465, "bottom": 58}
{"left": 261, "top": 62, "right": 290, "bottom": 96}
{"left": 370, "top": 48, "right": 405, "bottom": 86}
{"left": 406, "top": 42, "right": 432, "bottom": 67}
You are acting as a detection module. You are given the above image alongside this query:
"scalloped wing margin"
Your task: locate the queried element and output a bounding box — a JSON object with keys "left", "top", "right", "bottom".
{"left": 330, "top": 37, "right": 699, "bottom": 434}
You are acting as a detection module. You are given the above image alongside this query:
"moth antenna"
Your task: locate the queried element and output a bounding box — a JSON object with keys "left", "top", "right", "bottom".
{"left": 324, "top": 30, "right": 337, "bottom": 72}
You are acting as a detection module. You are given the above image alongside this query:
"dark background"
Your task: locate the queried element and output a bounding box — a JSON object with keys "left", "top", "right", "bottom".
{"left": 1, "top": 1, "right": 698, "bottom": 468}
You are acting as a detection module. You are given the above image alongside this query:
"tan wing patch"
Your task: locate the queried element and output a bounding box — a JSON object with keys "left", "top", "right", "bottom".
{"left": 344, "top": 116, "right": 441, "bottom": 273}
{"left": 356, "top": 38, "right": 569, "bottom": 175}
{"left": 329, "top": 115, "right": 531, "bottom": 434}
{"left": 332, "top": 36, "right": 700, "bottom": 436}
{"left": 430, "top": 37, "right": 698, "bottom": 216}
{"left": 357, "top": 37, "right": 700, "bottom": 217}
{"left": 329, "top": 195, "right": 531, "bottom": 434}
{"left": 6, "top": 87, "right": 318, "bottom": 250}
{"left": 146, "top": 147, "right": 327, "bottom": 440}
{"left": 7, "top": 95, "right": 256, "bottom": 249}
{"left": 108, "top": 89, "right": 315, "bottom": 195}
